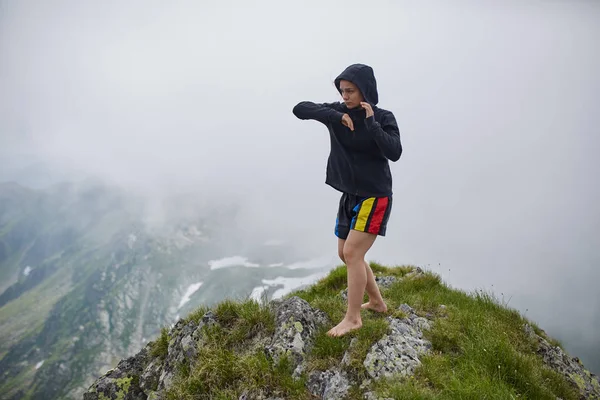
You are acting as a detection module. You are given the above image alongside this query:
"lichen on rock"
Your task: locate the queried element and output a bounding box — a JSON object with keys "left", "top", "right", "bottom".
{"left": 307, "top": 368, "right": 351, "bottom": 400}
{"left": 264, "top": 296, "right": 329, "bottom": 371}
{"left": 83, "top": 309, "right": 218, "bottom": 400}
{"left": 83, "top": 346, "right": 148, "bottom": 400}
{"left": 139, "top": 359, "right": 162, "bottom": 393}
{"left": 157, "top": 310, "right": 217, "bottom": 391}
{"left": 524, "top": 324, "right": 600, "bottom": 399}
{"left": 363, "top": 304, "right": 433, "bottom": 380}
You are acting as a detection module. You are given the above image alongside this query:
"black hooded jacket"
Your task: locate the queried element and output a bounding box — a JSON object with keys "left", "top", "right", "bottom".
{"left": 292, "top": 64, "right": 402, "bottom": 198}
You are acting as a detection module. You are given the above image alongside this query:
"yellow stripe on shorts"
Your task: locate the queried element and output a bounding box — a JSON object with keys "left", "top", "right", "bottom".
{"left": 354, "top": 197, "right": 375, "bottom": 232}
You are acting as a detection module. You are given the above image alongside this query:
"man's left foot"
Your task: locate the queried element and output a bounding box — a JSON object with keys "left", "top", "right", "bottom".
{"left": 361, "top": 301, "right": 388, "bottom": 313}
{"left": 326, "top": 318, "right": 362, "bottom": 337}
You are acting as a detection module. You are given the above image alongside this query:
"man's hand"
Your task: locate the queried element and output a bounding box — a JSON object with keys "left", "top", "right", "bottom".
{"left": 361, "top": 102, "right": 374, "bottom": 118}
{"left": 341, "top": 113, "right": 354, "bottom": 131}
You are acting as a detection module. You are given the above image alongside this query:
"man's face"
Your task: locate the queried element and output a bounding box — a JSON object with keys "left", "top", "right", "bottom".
{"left": 339, "top": 80, "right": 364, "bottom": 109}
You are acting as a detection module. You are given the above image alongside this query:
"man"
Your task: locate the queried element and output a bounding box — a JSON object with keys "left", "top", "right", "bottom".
{"left": 292, "top": 63, "right": 402, "bottom": 337}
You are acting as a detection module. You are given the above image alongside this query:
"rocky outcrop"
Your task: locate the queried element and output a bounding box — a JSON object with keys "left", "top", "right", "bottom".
{"left": 307, "top": 368, "right": 352, "bottom": 400}
{"left": 363, "top": 304, "right": 433, "bottom": 380}
{"left": 83, "top": 346, "right": 149, "bottom": 400}
{"left": 156, "top": 311, "right": 216, "bottom": 391}
{"left": 83, "top": 268, "right": 598, "bottom": 400}
{"left": 82, "top": 310, "right": 218, "bottom": 400}
{"left": 524, "top": 324, "right": 600, "bottom": 399}
{"left": 265, "top": 296, "right": 330, "bottom": 372}
{"left": 83, "top": 296, "right": 332, "bottom": 399}
{"left": 305, "top": 304, "right": 434, "bottom": 400}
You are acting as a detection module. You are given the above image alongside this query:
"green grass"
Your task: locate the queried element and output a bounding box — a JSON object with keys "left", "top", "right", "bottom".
{"left": 166, "top": 345, "right": 309, "bottom": 399}
{"left": 164, "top": 298, "right": 308, "bottom": 399}
{"left": 183, "top": 305, "right": 211, "bottom": 325}
{"left": 150, "top": 326, "right": 170, "bottom": 360}
{"left": 162, "top": 264, "right": 581, "bottom": 400}
{"left": 211, "top": 298, "right": 277, "bottom": 348}
{"left": 363, "top": 267, "right": 579, "bottom": 399}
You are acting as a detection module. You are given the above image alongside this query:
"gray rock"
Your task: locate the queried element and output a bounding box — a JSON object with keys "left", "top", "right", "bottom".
{"left": 359, "top": 379, "right": 372, "bottom": 391}
{"left": 363, "top": 304, "right": 433, "bottom": 380}
{"left": 363, "top": 393, "right": 394, "bottom": 400}
{"left": 146, "top": 392, "right": 164, "bottom": 400}
{"left": 83, "top": 346, "right": 149, "bottom": 400}
{"left": 140, "top": 359, "right": 162, "bottom": 392}
{"left": 264, "top": 296, "right": 329, "bottom": 370}
{"left": 413, "top": 317, "right": 432, "bottom": 331}
{"left": 237, "top": 390, "right": 284, "bottom": 400}
{"left": 524, "top": 324, "right": 600, "bottom": 399}
{"left": 85, "top": 309, "right": 218, "bottom": 399}
{"left": 399, "top": 303, "right": 415, "bottom": 316}
{"left": 308, "top": 369, "right": 351, "bottom": 400}
{"left": 341, "top": 337, "right": 358, "bottom": 367}
{"left": 292, "top": 362, "right": 306, "bottom": 380}
{"left": 374, "top": 275, "right": 398, "bottom": 288}
{"left": 156, "top": 311, "right": 218, "bottom": 392}
{"left": 192, "top": 310, "right": 217, "bottom": 346}
{"left": 340, "top": 288, "right": 347, "bottom": 300}
{"left": 403, "top": 267, "right": 425, "bottom": 280}
{"left": 157, "top": 319, "right": 198, "bottom": 390}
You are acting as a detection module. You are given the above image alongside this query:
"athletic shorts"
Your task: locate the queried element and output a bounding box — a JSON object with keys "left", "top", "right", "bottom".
{"left": 335, "top": 193, "right": 393, "bottom": 239}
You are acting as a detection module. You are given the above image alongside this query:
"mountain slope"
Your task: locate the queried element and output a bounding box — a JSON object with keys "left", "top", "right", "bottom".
{"left": 84, "top": 264, "right": 600, "bottom": 400}
{"left": 0, "top": 181, "right": 335, "bottom": 400}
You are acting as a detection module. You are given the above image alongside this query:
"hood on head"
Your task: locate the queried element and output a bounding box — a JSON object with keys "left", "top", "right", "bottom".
{"left": 334, "top": 63, "right": 379, "bottom": 106}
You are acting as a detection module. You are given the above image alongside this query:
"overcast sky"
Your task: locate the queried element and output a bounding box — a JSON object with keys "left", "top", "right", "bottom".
{"left": 1, "top": 0, "right": 599, "bottom": 369}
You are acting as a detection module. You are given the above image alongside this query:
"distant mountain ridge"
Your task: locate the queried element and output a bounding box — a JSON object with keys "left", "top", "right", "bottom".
{"left": 0, "top": 181, "right": 335, "bottom": 399}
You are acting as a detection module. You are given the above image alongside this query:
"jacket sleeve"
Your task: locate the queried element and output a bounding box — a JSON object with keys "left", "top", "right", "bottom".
{"left": 292, "top": 101, "right": 345, "bottom": 125}
{"left": 365, "top": 112, "right": 402, "bottom": 162}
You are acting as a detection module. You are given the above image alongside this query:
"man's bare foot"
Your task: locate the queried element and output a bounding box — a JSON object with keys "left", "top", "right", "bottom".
{"left": 361, "top": 301, "right": 388, "bottom": 313}
{"left": 326, "top": 318, "right": 362, "bottom": 337}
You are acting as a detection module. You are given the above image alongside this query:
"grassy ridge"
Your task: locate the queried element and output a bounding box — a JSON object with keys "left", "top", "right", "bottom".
{"left": 165, "top": 299, "right": 308, "bottom": 399}
{"left": 156, "top": 263, "right": 580, "bottom": 399}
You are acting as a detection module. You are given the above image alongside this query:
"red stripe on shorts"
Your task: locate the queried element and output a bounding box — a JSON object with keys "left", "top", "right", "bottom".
{"left": 368, "top": 197, "right": 389, "bottom": 234}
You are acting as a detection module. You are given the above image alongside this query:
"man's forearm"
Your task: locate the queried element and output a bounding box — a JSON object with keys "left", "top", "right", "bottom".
{"left": 293, "top": 101, "right": 344, "bottom": 124}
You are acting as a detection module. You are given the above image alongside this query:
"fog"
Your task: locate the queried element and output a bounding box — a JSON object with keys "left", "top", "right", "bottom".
{"left": 1, "top": 0, "right": 599, "bottom": 370}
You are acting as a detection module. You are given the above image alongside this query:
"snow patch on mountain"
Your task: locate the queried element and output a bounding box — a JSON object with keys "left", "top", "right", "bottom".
{"left": 208, "top": 256, "right": 260, "bottom": 270}
{"left": 262, "top": 271, "right": 328, "bottom": 299}
{"left": 178, "top": 282, "right": 203, "bottom": 309}
{"left": 284, "top": 255, "right": 337, "bottom": 270}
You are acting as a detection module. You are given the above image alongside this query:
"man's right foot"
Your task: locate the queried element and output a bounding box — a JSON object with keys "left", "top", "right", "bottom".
{"left": 361, "top": 301, "right": 388, "bottom": 313}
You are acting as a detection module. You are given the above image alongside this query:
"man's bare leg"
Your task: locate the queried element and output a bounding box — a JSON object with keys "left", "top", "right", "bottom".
{"left": 328, "top": 230, "right": 377, "bottom": 337}
{"left": 362, "top": 261, "right": 388, "bottom": 313}
{"left": 338, "top": 239, "right": 388, "bottom": 314}
{"left": 337, "top": 238, "right": 346, "bottom": 265}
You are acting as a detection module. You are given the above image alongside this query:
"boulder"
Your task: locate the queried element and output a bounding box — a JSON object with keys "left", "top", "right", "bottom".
{"left": 363, "top": 304, "right": 433, "bottom": 380}
{"left": 264, "top": 296, "right": 329, "bottom": 372}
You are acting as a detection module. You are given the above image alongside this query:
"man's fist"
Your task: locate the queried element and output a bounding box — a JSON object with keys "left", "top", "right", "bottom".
{"left": 341, "top": 113, "right": 354, "bottom": 131}
{"left": 361, "top": 102, "right": 374, "bottom": 118}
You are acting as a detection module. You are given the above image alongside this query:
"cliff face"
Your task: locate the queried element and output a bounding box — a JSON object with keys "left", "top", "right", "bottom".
{"left": 83, "top": 265, "right": 600, "bottom": 400}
